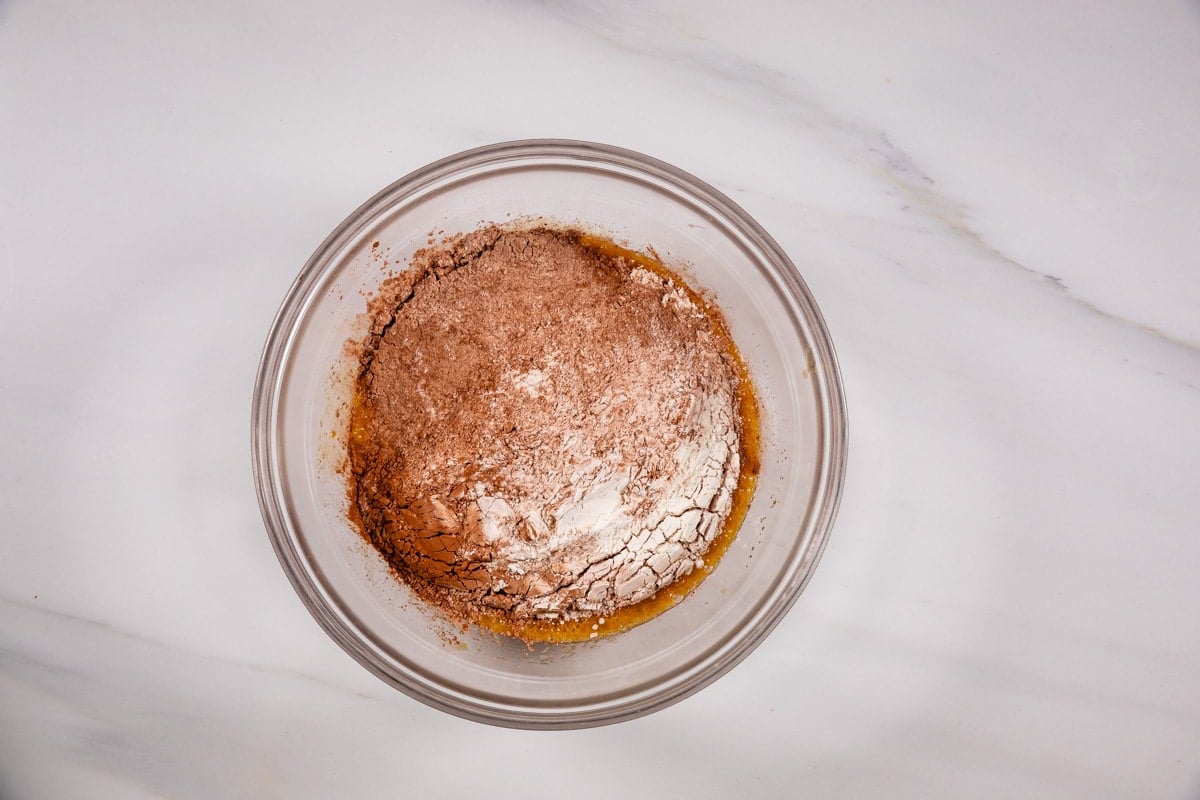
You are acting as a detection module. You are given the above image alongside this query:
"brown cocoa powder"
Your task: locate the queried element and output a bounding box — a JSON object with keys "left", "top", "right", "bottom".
{"left": 347, "top": 225, "right": 753, "bottom": 636}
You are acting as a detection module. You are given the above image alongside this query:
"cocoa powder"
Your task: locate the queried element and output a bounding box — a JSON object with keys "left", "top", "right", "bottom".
{"left": 347, "top": 225, "right": 752, "bottom": 634}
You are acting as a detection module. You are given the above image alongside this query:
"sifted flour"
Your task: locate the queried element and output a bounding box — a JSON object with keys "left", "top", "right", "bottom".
{"left": 346, "top": 225, "right": 756, "bottom": 638}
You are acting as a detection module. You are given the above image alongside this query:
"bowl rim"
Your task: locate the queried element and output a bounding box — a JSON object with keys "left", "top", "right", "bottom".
{"left": 251, "top": 139, "right": 848, "bottom": 729}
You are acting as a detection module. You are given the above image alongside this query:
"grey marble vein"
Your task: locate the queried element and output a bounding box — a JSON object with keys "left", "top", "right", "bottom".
{"left": 0, "top": 596, "right": 379, "bottom": 704}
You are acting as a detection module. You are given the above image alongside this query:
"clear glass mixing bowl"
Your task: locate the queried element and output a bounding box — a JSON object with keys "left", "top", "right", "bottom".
{"left": 252, "top": 140, "right": 847, "bottom": 728}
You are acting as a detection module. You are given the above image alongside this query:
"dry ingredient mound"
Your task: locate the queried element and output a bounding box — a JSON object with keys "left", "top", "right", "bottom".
{"left": 347, "top": 224, "right": 755, "bottom": 637}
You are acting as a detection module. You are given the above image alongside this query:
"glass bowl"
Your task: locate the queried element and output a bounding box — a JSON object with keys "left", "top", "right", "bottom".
{"left": 251, "top": 140, "right": 847, "bottom": 729}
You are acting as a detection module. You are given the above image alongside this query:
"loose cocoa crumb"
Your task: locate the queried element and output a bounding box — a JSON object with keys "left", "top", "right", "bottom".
{"left": 346, "top": 225, "right": 754, "bottom": 637}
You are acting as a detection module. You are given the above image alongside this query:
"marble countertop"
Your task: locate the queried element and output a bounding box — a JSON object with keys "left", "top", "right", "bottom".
{"left": 3, "top": 2, "right": 1198, "bottom": 797}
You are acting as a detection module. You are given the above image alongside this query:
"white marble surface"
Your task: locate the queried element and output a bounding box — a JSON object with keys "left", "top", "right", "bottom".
{"left": 2, "top": 1, "right": 1199, "bottom": 796}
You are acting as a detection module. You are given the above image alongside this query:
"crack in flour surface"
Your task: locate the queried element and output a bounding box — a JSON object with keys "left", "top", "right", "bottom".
{"left": 347, "top": 225, "right": 755, "bottom": 638}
